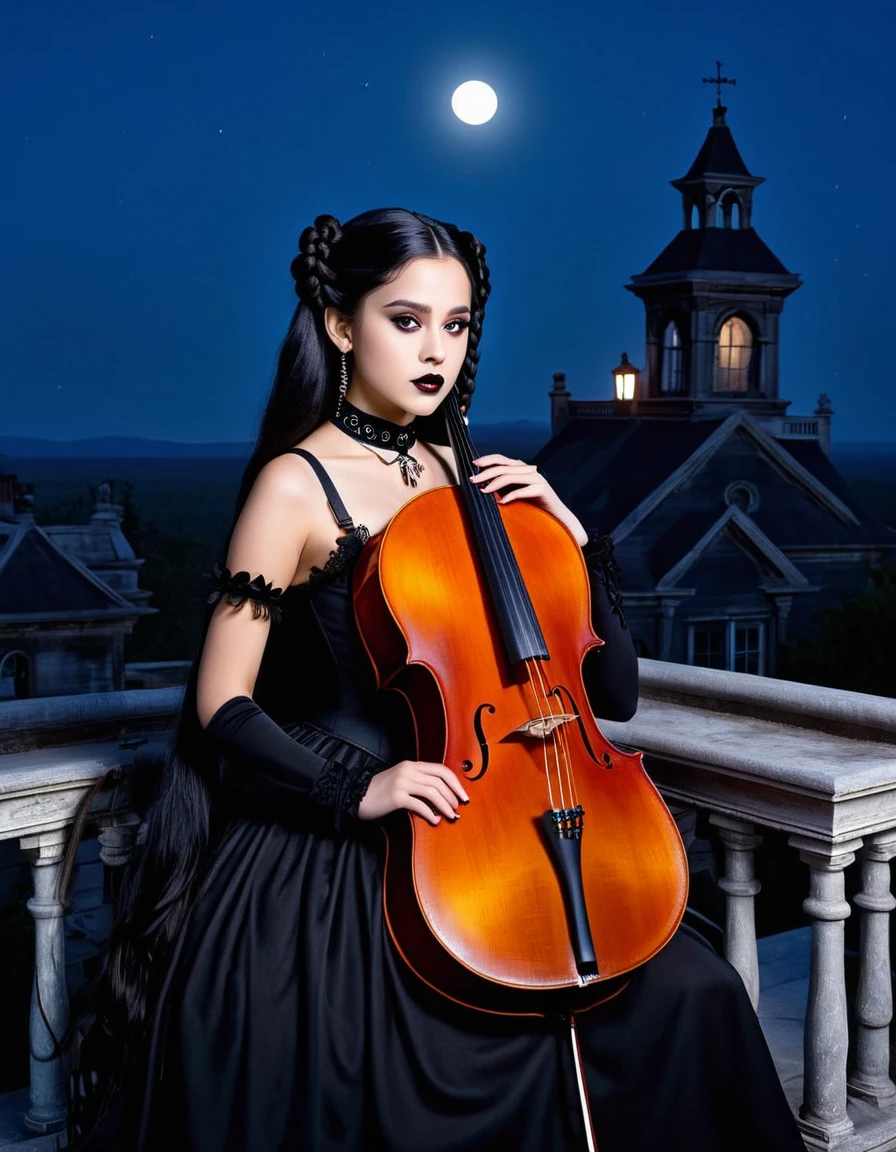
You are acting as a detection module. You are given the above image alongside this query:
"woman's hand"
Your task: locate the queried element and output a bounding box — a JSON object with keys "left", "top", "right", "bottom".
{"left": 357, "top": 760, "right": 470, "bottom": 825}
{"left": 469, "top": 454, "right": 588, "bottom": 547}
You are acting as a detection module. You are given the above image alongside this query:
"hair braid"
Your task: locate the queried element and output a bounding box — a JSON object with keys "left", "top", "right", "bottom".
{"left": 289, "top": 213, "right": 342, "bottom": 308}
{"left": 456, "top": 230, "right": 491, "bottom": 413}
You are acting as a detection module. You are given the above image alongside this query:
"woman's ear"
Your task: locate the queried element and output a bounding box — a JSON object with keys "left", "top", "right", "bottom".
{"left": 323, "top": 307, "right": 353, "bottom": 353}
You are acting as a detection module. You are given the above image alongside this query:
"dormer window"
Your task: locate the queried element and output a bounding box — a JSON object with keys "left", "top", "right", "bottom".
{"left": 714, "top": 316, "right": 753, "bottom": 392}
{"left": 660, "top": 322, "right": 684, "bottom": 394}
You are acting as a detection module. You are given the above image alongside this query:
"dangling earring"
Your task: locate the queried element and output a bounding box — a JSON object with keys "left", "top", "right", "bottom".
{"left": 335, "top": 350, "right": 349, "bottom": 418}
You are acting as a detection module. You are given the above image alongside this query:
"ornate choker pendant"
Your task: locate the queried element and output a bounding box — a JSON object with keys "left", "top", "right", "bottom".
{"left": 330, "top": 400, "right": 425, "bottom": 488}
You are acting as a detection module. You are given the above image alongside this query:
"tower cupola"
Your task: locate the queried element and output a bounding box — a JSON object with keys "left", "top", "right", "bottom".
{"left": 625, "top": 65, "right": 802, "bottom": 420}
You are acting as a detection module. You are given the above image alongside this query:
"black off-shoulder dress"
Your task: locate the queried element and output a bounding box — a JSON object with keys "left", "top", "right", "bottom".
{"left": 85, "top": 452, "right": 805, "bottom": 1152}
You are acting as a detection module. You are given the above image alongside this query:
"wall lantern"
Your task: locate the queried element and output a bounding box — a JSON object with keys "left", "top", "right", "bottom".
{"left": 613, "top": 353, "right": 640, "bottom": 402}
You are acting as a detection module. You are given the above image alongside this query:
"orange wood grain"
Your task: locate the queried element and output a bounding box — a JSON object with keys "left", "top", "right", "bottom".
{"left": 354, "top": 486, "right": 688, "bottom": 1015}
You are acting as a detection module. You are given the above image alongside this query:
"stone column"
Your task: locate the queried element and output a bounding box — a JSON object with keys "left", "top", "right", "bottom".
{"left": 789, "top": 835, "right": 863, "bottom": 1144}
{"left": 96, "top": 811, "right": 141, "bottom": 868}
{"left": 20, "top": 829, "right": 72, "bottom": 1135}
{"left": 773, "top": 595, "right": 793, "bottom": 649}
{"left": 710, "top": 814, "right": 761, "bottom": 1008}
{"left": 660, "top": 599, "right": 678, "bottom": 663}
{"left": 849, "top": 830, "right": 896, "bottom": 1108}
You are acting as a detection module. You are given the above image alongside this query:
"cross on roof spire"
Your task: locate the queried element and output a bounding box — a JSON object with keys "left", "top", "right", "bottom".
{"left": 702, "top": 60, "right": 736, "bottom": 108}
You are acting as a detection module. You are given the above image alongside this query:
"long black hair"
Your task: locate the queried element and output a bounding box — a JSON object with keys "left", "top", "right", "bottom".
{"left": 68, "top": 207, "right": 491, "bottom": 1139}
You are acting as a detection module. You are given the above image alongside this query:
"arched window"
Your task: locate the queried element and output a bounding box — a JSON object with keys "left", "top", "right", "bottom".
{"left": 660, "top": 322, "right": 684, "bottom": 394}
{"left": 720, "top": 192, "right": 741, "bottom": 229}
{"left": 0, "top": 651, "right": 31, "bottom": 700}
{"left": 714, "top": 317, "right": 753, "bottom": 392}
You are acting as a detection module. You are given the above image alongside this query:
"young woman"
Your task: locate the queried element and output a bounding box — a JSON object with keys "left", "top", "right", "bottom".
{"left": 71, "top": 208, "right": 805, "bottom": 1151}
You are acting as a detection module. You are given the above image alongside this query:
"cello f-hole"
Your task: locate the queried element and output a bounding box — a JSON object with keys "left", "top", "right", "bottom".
{"left": 462, "top": 703, "right": 496, "bottom": 782}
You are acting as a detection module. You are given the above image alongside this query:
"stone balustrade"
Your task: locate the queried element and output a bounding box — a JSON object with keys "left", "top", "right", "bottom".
{"left": 2, "top": 667, "right": 896, "bottom": 1148}
{"left": 0, "top": 690, "right": 178, "bottom": 1147}
{"left": 601, "top": 660, "right": 896, "bottom": 1152}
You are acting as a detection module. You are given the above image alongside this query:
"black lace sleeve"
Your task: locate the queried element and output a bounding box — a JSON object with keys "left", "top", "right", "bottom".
{"left": 582, "top": 532, "right": 627, "bottom": 630}
{"left": 309, "top": 760, "right": 377, "bottom": 831}
{"left": 581, "top": 532, "right": 638, "bottom": 722}
{"left": 205, "top": 562, "right": 285, "bottom": 624}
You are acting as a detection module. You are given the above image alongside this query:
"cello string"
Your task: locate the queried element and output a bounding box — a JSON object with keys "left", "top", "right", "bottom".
{"left": 449, "top": 392, "right": 575, "bottom": 811}
{"left": 524, "top": 659, "right": 559, "bottom": 813}
{"left": 527, "top": 658, "right": 569, "bottom": 812}
{"left": 529, "top": 659, "right": 571, "bottom": 812}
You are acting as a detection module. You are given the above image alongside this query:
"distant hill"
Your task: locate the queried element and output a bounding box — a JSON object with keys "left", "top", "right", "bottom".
{"left": 0, "top": 421, "right": 553, "bottom": 462}
{"left": 0, "top": 435, "right": 252, "bottom": 459}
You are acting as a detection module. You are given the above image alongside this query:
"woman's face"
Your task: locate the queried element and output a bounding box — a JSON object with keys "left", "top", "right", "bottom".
{"left": 328, "top": 256, "right": 472, "bottom": 423}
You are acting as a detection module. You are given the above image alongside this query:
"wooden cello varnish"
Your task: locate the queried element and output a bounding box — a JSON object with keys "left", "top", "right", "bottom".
{"left": 353, "top": 393, "right": 688, "bottom": 1018}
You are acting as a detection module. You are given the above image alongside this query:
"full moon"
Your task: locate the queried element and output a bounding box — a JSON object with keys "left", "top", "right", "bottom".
{"left": 451, "top": 81, "right": 498, "bottom": 126}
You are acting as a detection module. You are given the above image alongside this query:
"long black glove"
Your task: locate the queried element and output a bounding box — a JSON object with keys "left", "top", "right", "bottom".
{"left": 580, "top": 533, "right": 639, "bottom": 722}
{"left": 205, "top": 695, "right": 375, "bottom": 830}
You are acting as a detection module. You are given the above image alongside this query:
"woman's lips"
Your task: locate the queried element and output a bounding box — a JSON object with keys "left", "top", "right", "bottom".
{"left": 412, "top": 381, "right": 443, "bottom": 393}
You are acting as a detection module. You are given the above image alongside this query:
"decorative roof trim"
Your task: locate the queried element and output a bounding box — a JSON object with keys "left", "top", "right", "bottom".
{"left": 656, "top": 506, "right": 813, "bottom": 592}
{"left": 0, "top": 520, "right": 136, "bottom": 612}
{"left": 611, "top": 411, "right": 860, "bottom": 544}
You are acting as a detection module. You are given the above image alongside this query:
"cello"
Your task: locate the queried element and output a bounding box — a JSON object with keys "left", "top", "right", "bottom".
{"left": 352, "top": 389, "right": 688, "bottom": 1142}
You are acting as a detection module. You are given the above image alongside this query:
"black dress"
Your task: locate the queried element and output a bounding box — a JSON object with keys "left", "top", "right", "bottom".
{"left": 117, "top": 457, "right": 804, "bottom": 1152}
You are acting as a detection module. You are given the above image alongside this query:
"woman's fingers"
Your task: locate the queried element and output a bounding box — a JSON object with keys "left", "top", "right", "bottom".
{"left": 405, "top": 796, "right": 444, "bottom": 826}
{"left": 491, "top": 482, "right": 545, "bottom": 505}
{"left": 423, "top": 762, "right": 470, "bottom": 804}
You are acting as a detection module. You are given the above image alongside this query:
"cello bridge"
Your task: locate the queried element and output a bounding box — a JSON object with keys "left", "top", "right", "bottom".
{"left": 514, "top": 713, "right": 576, "bottom": 739}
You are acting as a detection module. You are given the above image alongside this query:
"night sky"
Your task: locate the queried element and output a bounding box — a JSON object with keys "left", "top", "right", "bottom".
{"left": 3, "top": 0, "right": 893, "bottom": 445}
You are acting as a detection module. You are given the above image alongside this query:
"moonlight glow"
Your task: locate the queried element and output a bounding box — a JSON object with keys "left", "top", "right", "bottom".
{"left": 451, "top": 81, "right": 498, "bottom": 125}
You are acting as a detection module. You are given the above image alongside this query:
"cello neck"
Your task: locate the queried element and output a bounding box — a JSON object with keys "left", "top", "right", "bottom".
{"left": 444, "top": 390, "right": 550, "bottom": 667}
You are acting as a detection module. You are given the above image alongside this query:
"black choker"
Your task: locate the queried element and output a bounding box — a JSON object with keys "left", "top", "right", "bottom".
{"left": 332, "top": 399, "right": 418, "bottom": 451}
{"left": 330, "top": 399, "right": 424, "bottom": 487}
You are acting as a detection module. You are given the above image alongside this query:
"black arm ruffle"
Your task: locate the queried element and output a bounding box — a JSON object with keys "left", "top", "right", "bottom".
{"left": 582, "top": 532, "right": 627, "bottom": 631}
{"left": 205, "top": 562, "right": 285, "bottom": 624}
{"left": 308, "top": 759, "right": 376, "bottom": 832}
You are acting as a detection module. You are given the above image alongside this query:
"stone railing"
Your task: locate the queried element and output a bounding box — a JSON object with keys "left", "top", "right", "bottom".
{"left": 772, "top": 415, "right": 822, "bottom": 439}
{"left": 602, "top": 660, "right": 896, "bottom": 1152}
{"left": 570, "top": 400, "right": 616, "bottom": 418}
{"left": 0, "top": 689, "right": 179, "bottom": 1147}
{"left": 2, "top": 668, "right": 896, "bottom": 1148}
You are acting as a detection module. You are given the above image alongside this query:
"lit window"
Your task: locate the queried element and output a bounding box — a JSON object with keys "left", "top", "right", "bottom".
{"left": 688, "top": 620, "right": 766, "bottom": 676}
{"left": 660, "top": 323, "right": 684, "bottom": 394}
{"left": 714, "top": 317, "right": 753, "bottom": 392}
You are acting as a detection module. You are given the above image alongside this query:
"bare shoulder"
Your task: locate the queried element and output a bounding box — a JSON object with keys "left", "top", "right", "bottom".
{"left": 246, "top": 449, "right": 331, "bottom": 519}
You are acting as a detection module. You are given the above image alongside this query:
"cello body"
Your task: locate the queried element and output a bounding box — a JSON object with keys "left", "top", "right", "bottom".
{"left": 353, "top": 485, "right": 688, "bottom": 1017}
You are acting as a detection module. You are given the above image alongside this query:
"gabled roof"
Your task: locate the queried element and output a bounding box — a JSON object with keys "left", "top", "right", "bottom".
{"left": 0, "top": 519, "right": 141, "bottom": 620}
{"left": 634, "top": 228, "right": 795, "bottom": 279}
{"left": 610, "top": 412, "right": 862, "bottom": 544}
{"left": 655, "top": 506, "right": 814, "bottom": 593}
{"left": 45, "top": 521, "right": 138, "bottom": 567}
{"left": 535, "top": 418, "right": 721, "bottom": 529}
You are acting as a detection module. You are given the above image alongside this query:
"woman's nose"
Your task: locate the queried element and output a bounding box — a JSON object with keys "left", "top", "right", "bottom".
{"left": 422, "top": 328, "right": 446, "bottom": 363}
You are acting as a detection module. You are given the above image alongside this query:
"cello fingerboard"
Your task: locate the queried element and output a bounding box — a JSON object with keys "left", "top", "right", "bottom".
{"left": 445, "top": 391, "right": 550, "bottom": 667}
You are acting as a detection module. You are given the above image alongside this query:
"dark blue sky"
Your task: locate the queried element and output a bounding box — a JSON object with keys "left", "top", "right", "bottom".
{"left": 3, "top": 0, "right": 893, "bottom": 443}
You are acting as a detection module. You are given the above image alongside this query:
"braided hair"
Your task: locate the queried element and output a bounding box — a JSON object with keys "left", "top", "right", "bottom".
{"left": 238, "top": 207, "right": 491, "bottom": 510}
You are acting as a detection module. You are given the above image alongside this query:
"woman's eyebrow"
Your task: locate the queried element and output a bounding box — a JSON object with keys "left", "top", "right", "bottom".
{"left": 383, "top": 299, "right": 471, "bottom": 316}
